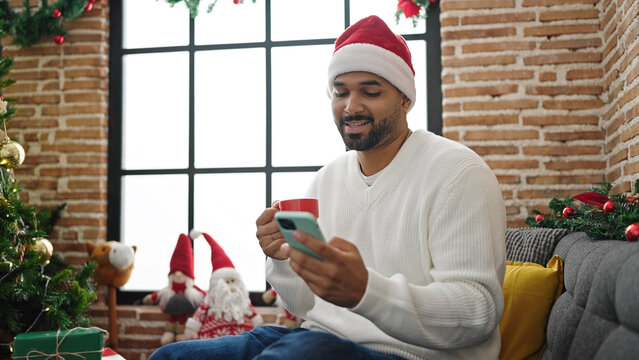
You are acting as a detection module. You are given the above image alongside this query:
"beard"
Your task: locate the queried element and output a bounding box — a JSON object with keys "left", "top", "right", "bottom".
{"left": 206, "top": 278, "right": 252, "bottom": 323}
{"left": 335, "top": 102, "right": 402, "bottom": 151}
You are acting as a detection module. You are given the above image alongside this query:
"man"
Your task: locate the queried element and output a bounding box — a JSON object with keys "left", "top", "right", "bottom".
{"left": 150, "top": 15, "right": 506, "bottom": 360}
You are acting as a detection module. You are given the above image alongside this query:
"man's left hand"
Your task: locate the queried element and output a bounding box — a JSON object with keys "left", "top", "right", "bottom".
{"left": 282, "top": 230, "right": 368, "bottom": 308}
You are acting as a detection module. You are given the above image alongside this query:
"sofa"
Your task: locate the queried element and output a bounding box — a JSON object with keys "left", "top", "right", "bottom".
{"left": 505, "top": 228, "right": 639, "bottom": 360}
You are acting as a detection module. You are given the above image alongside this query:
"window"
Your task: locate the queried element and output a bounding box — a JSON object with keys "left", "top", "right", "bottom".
{"left": 108, "top": 0, "right": 441, "bottom": 304}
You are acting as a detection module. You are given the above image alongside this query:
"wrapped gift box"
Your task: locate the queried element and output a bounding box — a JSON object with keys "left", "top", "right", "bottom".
{"left": 13, "top": 328, "right": 104, "bottom": 360}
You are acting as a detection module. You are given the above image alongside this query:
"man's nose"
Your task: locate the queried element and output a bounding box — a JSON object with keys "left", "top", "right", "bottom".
{"left": 344, "top": 94, "right": 364, "bottom": 114}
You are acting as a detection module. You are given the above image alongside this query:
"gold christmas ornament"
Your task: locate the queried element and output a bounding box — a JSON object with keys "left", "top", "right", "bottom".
{"left": 30, "top": 237, "right": 53, "bottom": 263}
{"left": 0, "top": 139, "right": 25, "bottom": 169}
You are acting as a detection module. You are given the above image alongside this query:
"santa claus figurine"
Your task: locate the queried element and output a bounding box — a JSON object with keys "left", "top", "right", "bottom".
{"left": 184, "top": 231, "right": 263, "bottom": 339}
{"left": 143, "top": 233, "right": 205, "bottom": 345}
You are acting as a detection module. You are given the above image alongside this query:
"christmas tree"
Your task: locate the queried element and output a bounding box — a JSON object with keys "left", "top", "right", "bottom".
{"left": 0, "top": 22, "right": 97, "bottom": 359}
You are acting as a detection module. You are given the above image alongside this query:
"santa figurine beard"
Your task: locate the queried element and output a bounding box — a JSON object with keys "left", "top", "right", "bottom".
{"left": 207, "top": 277, "right": 253, "bottom": 323}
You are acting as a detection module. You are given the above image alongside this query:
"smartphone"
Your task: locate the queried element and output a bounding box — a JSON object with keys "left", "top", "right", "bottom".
{"left": 274, "top": 211, "right": 325, "bottom": 261}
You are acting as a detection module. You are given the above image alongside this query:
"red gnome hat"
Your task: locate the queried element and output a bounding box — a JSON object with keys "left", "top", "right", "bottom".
{"left": 190, "top": 230, "right": 240, "bottom": 281}
{"left": 169, "top": 233, "right": 194, "bottom": 279}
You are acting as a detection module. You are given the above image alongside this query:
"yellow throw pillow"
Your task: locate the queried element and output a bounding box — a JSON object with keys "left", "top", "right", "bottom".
{"left": 499, "top": 255, "right": 563, "bottom": 360}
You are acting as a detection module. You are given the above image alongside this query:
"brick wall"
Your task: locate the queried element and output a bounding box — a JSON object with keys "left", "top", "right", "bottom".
{"left": 441, "top": 0, "right": 638, "bottom": 227}
{"left": 1, "top": 0, "right": 638, "bottom": 358}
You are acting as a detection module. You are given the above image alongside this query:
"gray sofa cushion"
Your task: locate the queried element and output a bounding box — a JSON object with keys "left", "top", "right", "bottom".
{"left": 506, "top": 227, "right": 569, "bottom": 265}
{"left": 540, "top": 232, "right": 639, "bottom": 360}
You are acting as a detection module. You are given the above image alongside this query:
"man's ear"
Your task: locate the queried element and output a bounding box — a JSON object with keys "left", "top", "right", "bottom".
{"left": 401, "top": 94, "right": 412, "bottom": 112}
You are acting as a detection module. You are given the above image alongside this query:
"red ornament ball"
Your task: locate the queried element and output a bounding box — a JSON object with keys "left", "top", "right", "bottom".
{"left": 603, "top": 200, "right": 616, "bottom": 213}
{"left": 625, "top": 223, "right": 639, "bottom": 242}
{"left": 85, "top": 2, "right": 93, "bottom": 12}
{"left": 562, "top": 207, "right": 575, "bottom": 218}
{"left": 535, "top": 214, "right": 544, "bottom": 222}
{"left": 52, "top": 9, "right": 62, "bottom": 18}
{"left": 233, "top": 0, "right": 241, "bottom": 4}
{"left": 53, "top": 35, "right": 64, "bottom": 45}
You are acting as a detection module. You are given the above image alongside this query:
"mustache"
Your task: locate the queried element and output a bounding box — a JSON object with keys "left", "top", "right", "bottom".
{"left": 340, "top": 114, "right": 374, "bottom": 125}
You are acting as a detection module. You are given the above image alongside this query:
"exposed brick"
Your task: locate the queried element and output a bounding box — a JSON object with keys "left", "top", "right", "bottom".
{"left": 442, "top": 47, "right": 455, "bottom": 57}
{"left": 566, "top": 68, "right": 604, "bottom": 80}
{"left": 485, "top": 159, "right": 539, "bottom": 169}
{"left": 605, "top": 134, "right": 620, "bottom": 154}
{"left": 64, "top": 93, "right": 107, "bottom": 103}
{"left": 462, "top": 41, "right": 536, "bottom": 53}
{"left": 544, "top": 130, "right": 604, "bottom": 141}
{"left": 56, "top": 129, "right": 107, "bottom": 140}
{"left": 443, "top": 131, "right": 459, "bottom": 141}
{"left": 518, "top": 189, "right": 586, "bottom": 199}
{"left": 470, "top": 145, "right": 519, "bottom": 155}
{"left": 464, "top": 99, "right": 538, "bottom": 111}
{"left": 539, "top": 8, "right": 599, "bottom": 22}
{"left": 65, "top": 68, "right": 108, "bottom": 79}
{"left": 42, "top": 104, "right": 108, "bottom": 116}
{"left": 604, "top": 48, "right": 623, "bottom": 74}
{"left": 443, "top": 27, "right": 517, "bottom": 41}
{"left": 539, "top": 37, "right": 602, "bottom": 50}
{"left": 40, "top": 144, "right": 108, "bottom": 153}
{"left": 544, "top": 160, "right": 606, "bottom": 170}
{"left": 66, "top": 117, "right": 108, "bottom": 127}
{"left": 39, "top": 167, "right": 107, "bottom": 177}
{"left": 443, "top": 55, "right": 516, "bottom": 68}
{"left": 9, "top": 119, "right": 59, "bottom": 128}
{"left": 459, "top": 70, "right": 534, "bottom": 81}
{"left": 526, "top": 85, "right": 602, "bottom": 96}
{"left": 527, "top": 174, "right": 603, "bottom": 184}
{"left": 68, "top": 154, "right": 108, "bottom": 164}
{"left": 626, "top": 103, "right": 639, "bottom": 124}
{"left": 444, "top": 114, "right": 518, "bottom": 126}
{"left": 621, "top": 121, "right": 639, "bottom": 142}
{"left": 53, "top": 241, "right": 89, "bottom": 253}
{"left": 627, "top": 63, "right": 639, "bottom": 85}
{"left": 124, "top": 325, "right": 165, "bottom": 336}
{"left": 611, "top": 181, "right": 631, "bottom": 194}
{"left": 68, "top": 180, "right": 106, "bottom": 190}
{"left": 63, "top": 80, "right": 108, "bottom": 91}
{"left": 524, "top": 24, "right": 599, "bottom": 37}
{"left": 611, "top": 148, "right": 629, "bottom": 165}
{"left": 606, "top": 114, "right": 625, "bottom": 137}
{"left": 496, "top": 175, "right": 521, "bottom": 183}
{"left": 540, "top": 72, "right": 557, "bottom": 82}
{"left": 9, "top": 70, "right": 59, "bottom": 81}
{"left": 606, "top": 167, "right": 622, "bottom": 183}
{"left": 461, "top": 12, "right": 536, "bottom": 25}
{"left": 523, "top": 145, "right": 601, "bottom": 156}
{"left": 441, "top": 0, "right": 516, "bottom": 11}
{"left": 465, "top": 130, "right": 538, "bottom": 141}
{"left": 619, "top": 83, "right": 639, "bottom": 109}
{"left": 441, "top": 17, "right": 459, "bottom": 27}
{"left": 443, "top": 103, "right": 461, "bottom": 112}
{"left": 524, "top": 52, "right": 601, "bottom": 65}
{"left": 82, "top": 228, "right": 107, "bottom": 241}
{"left": 522, "top": 0, "right": 598, "bottom": 5}
{"left": 444, "top": 84, "right": 518, "bottom": 97}
{"left": 17, "top": 94, "right": 60, "bottom": 104}
{"left": 542, "top": 99, "right": 604, "bottom": 110}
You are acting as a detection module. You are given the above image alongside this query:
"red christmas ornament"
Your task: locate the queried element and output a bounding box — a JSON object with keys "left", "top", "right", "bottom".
{"left": 397, "top": 0, "right": 421, "bottom": 18}
{"left": 85, "top": 2, "right": 93, "bottom": 11}
{"left": 625, "top": 223, "right": 639, "bottom": 242}
{"left": 233, "top": 0, "right": 241, "bottom": 4}
{"left": 53, "top": 35, "right": 64, "bottom": 45}
{"left": 603, "top": 200, "right": 616, "bottom": 213}
{"left": 535, "top": 214, "right": 544, "bottom": 222}
{"left": 562, "top": 206, "right": 575, "bottom": 218}
{"left": 52, "top": 9, "right": 62, "bottom": 18}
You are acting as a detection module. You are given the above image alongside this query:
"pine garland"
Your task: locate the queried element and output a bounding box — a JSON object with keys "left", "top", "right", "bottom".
{"left": 0, "top": 0, "right": 98, "bottom": 48}
{"left": 164, "top": 0, "right": 256, "bottom": 18}
{"left": 527, "top": 180, "right": 639, "bottom": 240}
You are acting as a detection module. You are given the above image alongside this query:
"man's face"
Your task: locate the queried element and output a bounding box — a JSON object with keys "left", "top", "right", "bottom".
{"left": 331, "top": 72, "right": 409, "bottom": 151}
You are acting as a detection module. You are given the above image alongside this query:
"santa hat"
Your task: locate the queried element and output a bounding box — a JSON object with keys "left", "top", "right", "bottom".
{"left": 328, "top": 15, "right": 416, "bottom": 111}
{"left": 190, "top": 229, "right": 240, "bottom": 281}
{"left": 169, "top": 233, "right": 194, "bottom": 279}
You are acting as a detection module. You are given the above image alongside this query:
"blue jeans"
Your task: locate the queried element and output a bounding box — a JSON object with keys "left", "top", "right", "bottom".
{"left": 148, "top": 326, "right": 406, "bottom": 360}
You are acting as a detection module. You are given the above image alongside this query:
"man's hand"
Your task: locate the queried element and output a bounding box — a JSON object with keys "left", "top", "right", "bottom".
{"left": 255, "top": 201, "right": 288, "bottom": 260}
{"left": 283, "top": 230, "right": 368, "bottom": 308}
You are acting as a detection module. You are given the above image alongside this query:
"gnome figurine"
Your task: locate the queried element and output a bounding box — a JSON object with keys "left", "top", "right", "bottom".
{"left": 184, "top": 230, "right": 263, "bottom": 339}
{"left": 143, "top": 233, "right": 205, "bottom": 345}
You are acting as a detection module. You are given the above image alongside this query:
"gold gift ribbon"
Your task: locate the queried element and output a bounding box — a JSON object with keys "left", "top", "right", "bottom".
{"left": 13, "top": 327, "right": 109, "bottom": 360}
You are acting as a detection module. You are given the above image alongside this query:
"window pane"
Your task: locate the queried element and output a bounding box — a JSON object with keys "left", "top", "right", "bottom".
{"left": 195, "top": 0, "right": 265, "bottom": 45}
{"left": 271, "top": 0, "right": 344, "bottom": 41}
{"left": 195, "top": 49, "right": 266, "bottom": 168}
{"left": 123, "top": 52, "right": 189, "bottom": 170}
{"left": 271, "top": 45, "right": 345, "bottom": 167}
{"left": 193, "top": 173, "right": 266, "bottom": 292}
{"left": 350, "top": 0, "right": 426, "bottom": 34}
{"left": 121, "top": 174, "right": 189, "bottom": 291}
{"left": 123, "top": 0, "right": 189, "bottom": 49}
{"left": 407, "top": 40, "right": 427, "bottom": 131}
{"left": 272, "top": 172, "right": 318, "bottom": 202}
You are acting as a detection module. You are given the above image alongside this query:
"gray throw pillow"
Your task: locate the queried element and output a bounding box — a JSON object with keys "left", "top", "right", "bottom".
{"left": 506, "top": 228, "right": 570, "bottom": 265}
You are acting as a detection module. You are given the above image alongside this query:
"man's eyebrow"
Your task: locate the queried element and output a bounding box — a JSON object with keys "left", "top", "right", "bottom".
{"left": 332, "top": 80, "right": 382, "bottom": 87}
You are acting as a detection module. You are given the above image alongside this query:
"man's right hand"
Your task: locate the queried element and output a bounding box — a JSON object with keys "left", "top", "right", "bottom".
{"left": 255, "top": 201, "right": 288, "bottom": 260}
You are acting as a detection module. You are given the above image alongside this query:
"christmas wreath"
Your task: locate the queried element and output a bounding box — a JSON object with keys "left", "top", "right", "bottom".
{"left": 527, "top": 180, "right": 639, "bottom": 242}
{"left": 396, "top": 0, "right": 438, "bottom": 25}
{"left": 0, "top": 0, "right": 101, "bottom": 48}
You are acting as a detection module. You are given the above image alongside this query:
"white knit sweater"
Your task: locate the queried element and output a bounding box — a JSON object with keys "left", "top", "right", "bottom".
{"left": 266, "top": 129, "right": 506, "bottom": 360}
